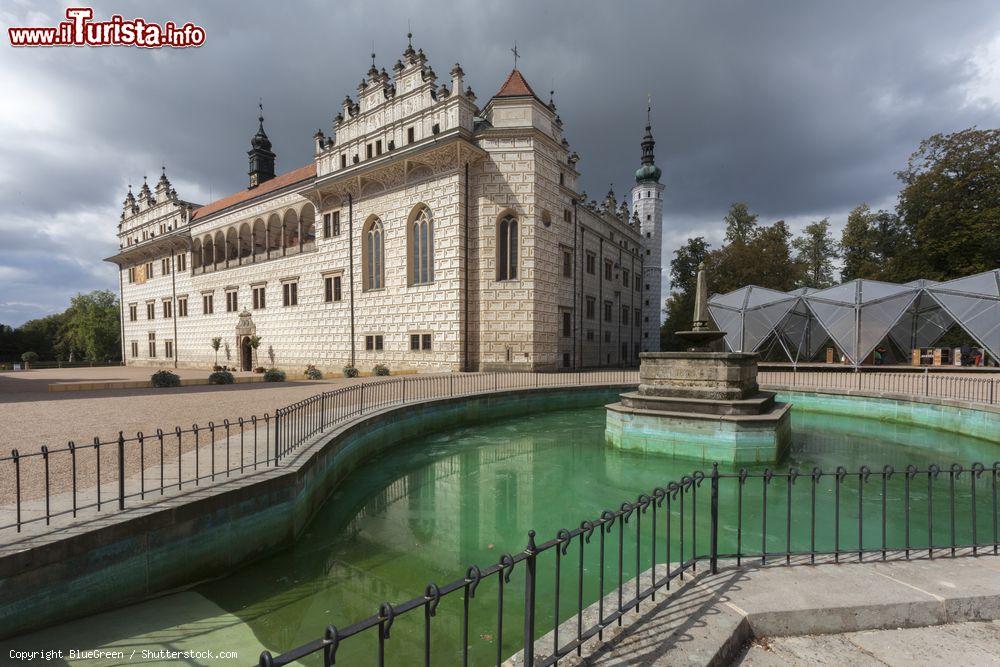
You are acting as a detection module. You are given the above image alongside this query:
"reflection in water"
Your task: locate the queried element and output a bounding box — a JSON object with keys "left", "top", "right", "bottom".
{"left": 9, "top": 399, "right": 997, "bottom": 666}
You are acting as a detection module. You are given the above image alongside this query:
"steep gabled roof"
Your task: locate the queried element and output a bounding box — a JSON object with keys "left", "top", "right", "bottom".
{"left": 191, "top": 163, "right": 316, "bottom": 221}
{"left": 493, "top": 69, "right": 540, "bottom": 100}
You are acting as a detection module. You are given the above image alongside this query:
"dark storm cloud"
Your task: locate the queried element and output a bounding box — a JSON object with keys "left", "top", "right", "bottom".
{"left": 1, "top": 0, "right": 998, "bottom": 324}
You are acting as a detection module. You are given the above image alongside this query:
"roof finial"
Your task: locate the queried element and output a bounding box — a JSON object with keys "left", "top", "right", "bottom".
{"left": 646, "top": 93, "right": 652, "bottom": 126}
{"left": 371, "top": 41, "right": 376, "bottom": 68}
{"left": 258, "top": 97, "right": 264, "bottom": 124}
{"left": 407, "top": 20, "right": 412, "bottom": 47}
{"left": 511, "top": 41, "right": 520, "bottom": 69}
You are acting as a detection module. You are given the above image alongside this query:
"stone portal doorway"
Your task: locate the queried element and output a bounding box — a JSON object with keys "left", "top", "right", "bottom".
{"left": 240, "top": 336, "right": 253, "bottom": 371}
{"left": 235, "top": 310, "right": 256, "bottom": 372}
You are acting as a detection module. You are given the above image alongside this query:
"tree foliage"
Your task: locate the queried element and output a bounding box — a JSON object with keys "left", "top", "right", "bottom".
{"left": 0, "top": 291, "right": 120, "bottom": 362}
{"left": 792, "top": 218, "right": 839, "bottom": 288}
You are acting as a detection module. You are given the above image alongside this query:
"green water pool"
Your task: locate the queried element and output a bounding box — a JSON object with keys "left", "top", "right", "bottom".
{"left": 4, "top": 395, "right": 999, "bottom": 666}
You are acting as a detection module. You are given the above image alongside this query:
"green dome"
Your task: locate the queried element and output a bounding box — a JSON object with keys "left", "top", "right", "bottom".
{"left": 635, "top": 163, "right": 661, "bottom": 183}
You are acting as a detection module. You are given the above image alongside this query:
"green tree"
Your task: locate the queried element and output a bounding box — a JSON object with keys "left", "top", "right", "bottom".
{"left": 895, "top": 127, "right": 1000, "bottom": 280}
{"left": 723, "top": 202, "right": 759, "bottom": 244}
{"left": 661, "top": 237, "right": 711, "bottom": 351}
{"left": 707, "top": 220, "right": 803, "bottom": 294}
{"left": 840, "top": 204, "right": 909, "bottom": 281}
{"left": 792, "top": 218, "right": 839, "bottom": 288}
{"left": 211, "top": 337, "right": 222, "bottom": 366}
{"left": 58, "top": 290, "right": 121, "bottom": 361}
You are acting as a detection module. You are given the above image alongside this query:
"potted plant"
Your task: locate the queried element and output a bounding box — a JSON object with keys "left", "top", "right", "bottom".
{"left": 304, "top": 364, "right": 323, "bottom": 380}
{"left": 248, "top": 335, "right": 262, "bottom": 369}
{"left": 373, "top": 363, "right": 390, "bottom": 376}
{"left": 208, "top": 370, "right": 235, "bottom": 384}
{"left": 263, "top": 367, "right": 286, "bottom": 382}
{"left": 151, "top": 370, "right": 181, "bottom": 387}
{"left": 343, "top": 364, "right": 359, "bottom": 378}
{"left": 210, "top": 337, "right": 222, "bottom": 367}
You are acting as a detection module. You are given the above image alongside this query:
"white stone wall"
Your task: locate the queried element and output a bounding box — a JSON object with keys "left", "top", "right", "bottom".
{"left": 633, "top": 181, "right": 665, "bottom": 352}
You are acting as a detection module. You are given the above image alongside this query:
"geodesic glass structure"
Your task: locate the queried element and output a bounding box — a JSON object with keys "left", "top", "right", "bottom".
{"left": 706, "top": 269, "right": 1000, "bottom": 366}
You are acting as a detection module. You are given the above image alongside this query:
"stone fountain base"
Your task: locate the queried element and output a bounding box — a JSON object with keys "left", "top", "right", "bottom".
{"left": 605, "top": 352, "right": 791, "bottom": 464}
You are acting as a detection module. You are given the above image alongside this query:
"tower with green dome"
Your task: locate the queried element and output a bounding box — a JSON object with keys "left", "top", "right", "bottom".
{"left": 631, "top": 103, "right": 665, "bottom": 352}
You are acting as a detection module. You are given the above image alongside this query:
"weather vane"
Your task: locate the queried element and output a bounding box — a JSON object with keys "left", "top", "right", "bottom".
{"left": 511, "top": 41, "right": 520, "bottom": 69}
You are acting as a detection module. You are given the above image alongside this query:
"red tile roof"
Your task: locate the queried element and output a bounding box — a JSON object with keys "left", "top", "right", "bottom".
{"left": 493, "top": 69, "right": 539, "bottom": 100}
{"left": 191, "top": 163, "right": 316, "bottom": 221}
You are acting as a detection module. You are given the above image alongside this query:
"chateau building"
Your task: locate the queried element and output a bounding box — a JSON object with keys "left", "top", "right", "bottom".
{"left": 106, "top": 39, "right": 665, "bottom": 373}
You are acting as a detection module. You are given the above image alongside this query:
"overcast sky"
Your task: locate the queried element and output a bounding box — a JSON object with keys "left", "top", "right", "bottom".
{"left": 2, "top": 1, "right": 999, "bottom": 326}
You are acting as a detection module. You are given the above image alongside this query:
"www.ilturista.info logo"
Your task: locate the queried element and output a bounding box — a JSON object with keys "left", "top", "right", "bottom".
{"left": 8, "top": 7, "right": 205, "bottom": 48}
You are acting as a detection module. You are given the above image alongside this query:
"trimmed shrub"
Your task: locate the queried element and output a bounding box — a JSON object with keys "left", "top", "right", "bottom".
{"left": 343, "top": 364, "right": 359, "bottom": 378}
{"left": 21, "top": 351, "right": 38, "bottom": 368}
{"left": 304, "top": 364, "right": 323, "bottom": 380}
{"left": 208, "top": 370, "right": 235, "bottom": 385}
{"left": 151, "top": 370, "right": 181, "bottom": 388}
{"left": 264, "top": 367, "right": 286, "bottom": 382}
{"left": 373, "top": 363, "right": 390, "bottom": 376}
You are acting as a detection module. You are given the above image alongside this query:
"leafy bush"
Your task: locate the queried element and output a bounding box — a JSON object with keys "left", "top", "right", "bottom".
{"left": 208, "top": 370, "right": 234, "bottom": 385}
{"left": 151, "top": 370, "right": 181, "bottom": 388}
{"left": 304, "top": 364, "right": 323, "bottom": 380}
{"left": 373, "top": 363, "right": 390, "bottom": 376}
{"left": 343, "top": 364, "right": 359, "bottom": 378}
{"left": 263, "top": 367, "right": 286, "bottom": 382}
{"left": 21, "top": 351, "right": 38, "bottom": 368}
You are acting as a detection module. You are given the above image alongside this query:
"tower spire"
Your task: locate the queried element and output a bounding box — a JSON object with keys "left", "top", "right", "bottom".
{"left": 635, "top": 95, "right": 661, "bottom": 183}
{"left": 248, "top": 98, "right": 276, "bottom": 188}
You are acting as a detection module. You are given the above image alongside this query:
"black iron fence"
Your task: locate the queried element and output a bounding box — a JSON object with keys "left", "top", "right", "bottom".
{"left": 0, "top": 370, "right": 638, "bottom": 534}
{"left": 760, "top": 368, "right": 1000, "bottom": 404}
{"left": 258, "top": 461, "right": 1000, "bottom": 667}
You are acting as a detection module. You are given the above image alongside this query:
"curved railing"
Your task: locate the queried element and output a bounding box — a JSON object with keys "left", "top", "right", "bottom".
{"left": 259, "top": 461, "right": 1000, "bottom": 667}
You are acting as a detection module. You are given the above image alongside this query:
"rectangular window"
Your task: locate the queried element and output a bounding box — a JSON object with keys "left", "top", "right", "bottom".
{"left": 635, "top": 275, "right": 641, "bottom": 291}
{"left": 586, "top": 330, "right": 594, "bottom": 342}
{"left": 562, "top": 250, "right": 572, "bottom": 278}
{"left": 324, "top": 274, "right": 343, "bottom": 303}
{"left": 128, "top": 267, "right": 136, "bottom": 283}
{"left": 145, "top": 262, "right": 154, "bottom": 279}
{"left": 562, "top": 311, "right": 571, "bottom": 337}
{"left": 147, "top": 332, "right": 156, "bottom": 358}
{"left": 146, "top": 301, "right": 155, "bottom": 320}
{"left": 323, "top": 212, "right": 332, "bottom": 237}
{"left": 410, "top": 333, "right": 433, "bottom": 351}
{"left": 226, "top": 290, "right": 238, "bottom": 313}
{"left": 635, "top": 309, "right": 642, "bottom": 327}
{"left": 407, "top": 127, "right": 415, "bottom": 144}
{"left": 130, "top": 340, "right": 139, "bottom": 358}
{"left": 161, "top": 258, "right": 171, "bottom": 275}
{"left": 340, "top": 154, "right": 347, "bottom": 169}
{"left": 177, "top": 253, "right": 187, "bottom": 271}
{"left": 332, "top": 211, "right": 340, "bottom": 236}
{"left": 375, "top": 140, "right": 382, "bottom": 156}
{"left": 252, "top": 285, "right": 266, "bottom": 310}
{"left": 604, "top": 330, "right": 611, "bottom": 343}
{"left": 365, "top": 334, "right": 384, "bottom": 351}
{"left": 178, "top": 296, "right": 188, "bottom": 317}
{"left": 202, "top": 293, "right": 214, "bottom": 315}
{"left": 563, "top": 208, "right": 571, "bottom": 223}
{"left": 163, "top": 300, "right": 172, "bottom": 319}
{"left": 282, "top": 281, "right": 298, "bottom": 307}
{"left": 604, "top": 300, "right": 613, "bottom": 323}
{"left": 586, "top": 296, "right": 595, "bottom": 320}
{"left": 622, "top": 305, "right": 629, "bottom": 324}
{"left": 129, "top": 304, "right": 137, "bottom": 322}
{"left": 604, "top": 259, "right": 613, "bottom": 281}
{"left": 622, "top": 268, "right": 630, "bottom": 287}
{"left": 586, "top": 253, "right": 595, "bottom": 275}
{"left": 165, "top": 340, "right": 174, "bottom": 359}
{"left": 366, "top": 143, "right": 373, "bottom": 159}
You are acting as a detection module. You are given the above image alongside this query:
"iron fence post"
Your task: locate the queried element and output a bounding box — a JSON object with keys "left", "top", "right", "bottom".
{"left": 274, "top": 411, "right": 281, "bottom": 464}
{"left": 710, "top": 463, "right": 719, "bottom": 574}
{"left": 117, "top": 431, "right": 125, "bottom": 510}
{"left": 924, "top": 368, "right": 929, "bottom": 396}
{"left": 523, "top": 530, "right": 538, "bottom": 666}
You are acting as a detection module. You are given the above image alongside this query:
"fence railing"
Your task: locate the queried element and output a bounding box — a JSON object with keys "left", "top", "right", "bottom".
{"left": 0, "top": 370, "right": 638, "bottom": 535}
{"left": 760, "top": 368, "right": 1000, "bottom": 405}
{"left": 258, "top": 461, "right": 1000, "bottom": 667}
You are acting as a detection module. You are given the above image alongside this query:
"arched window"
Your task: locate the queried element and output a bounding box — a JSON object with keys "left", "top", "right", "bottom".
{"left": 282, "top": 209, "right": 299, "bottom": 253}
{"left": 497, "top": 212, "right": 519, "bottom": 280}
{"left": 213, "top": 230, "right": 225, "bottom": 266}
{"left": 238, "top": 223, "right": 252, "bottom": 262}
{"left": 202, "top": 235, "right": 214, "bottom": 269}
{"left": 363, "top": 216, "right": 384, "bottom": 291}
{"left": 192, "top": 238, "right": 202, "bottom": 270}
{"left": 252, "top": 219, "right": 266, "bottom": 256}
{"left": 226, "top": 227, "right": 238, "bottom": 264}
{"left": 408, "top": 205, "right": 434, "bottom": 285}
{"left": 266, "top": 214, "right": 282, "bottom": 256}
{"left": 300, "top": 204, "right": 316, "bottom": 248}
